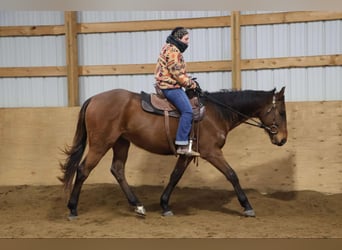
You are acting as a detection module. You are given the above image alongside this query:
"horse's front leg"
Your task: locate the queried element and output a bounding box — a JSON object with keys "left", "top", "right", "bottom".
{"left": 160, "top": 155, "right": 192, "bottom": 216}
{"left": 203, "top": 153, "right": 255, "bottom": 217}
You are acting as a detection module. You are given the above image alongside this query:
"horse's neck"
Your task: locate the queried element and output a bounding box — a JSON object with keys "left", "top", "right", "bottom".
{"left": 234, "top": 97, "right": 265, "bottom": 116}
{"left": 226, "top": 91, "right": 272, "bottom": 127}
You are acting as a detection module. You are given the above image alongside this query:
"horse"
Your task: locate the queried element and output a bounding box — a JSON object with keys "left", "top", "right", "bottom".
{"left": 59, "top": 86, "right": 287, "bottom": 219}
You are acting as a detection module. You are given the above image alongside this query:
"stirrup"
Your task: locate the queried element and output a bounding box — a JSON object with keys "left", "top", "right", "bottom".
{"left": 176, "top": 144, "right": 200, "bottom": 157}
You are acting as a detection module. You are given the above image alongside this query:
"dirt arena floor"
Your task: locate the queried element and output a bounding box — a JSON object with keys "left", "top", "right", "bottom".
{"left": 0, "top": 183, "right": 342, "bottom": 238}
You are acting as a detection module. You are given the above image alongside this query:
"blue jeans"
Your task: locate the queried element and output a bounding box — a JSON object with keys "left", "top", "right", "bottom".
{"left": 162, "top": 88, "right": 193, "bottom": 146}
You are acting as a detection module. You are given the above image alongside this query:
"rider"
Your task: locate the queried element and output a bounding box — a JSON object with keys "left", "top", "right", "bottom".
{"left": 154, "top": 27, "right": 200, "bottom": 157}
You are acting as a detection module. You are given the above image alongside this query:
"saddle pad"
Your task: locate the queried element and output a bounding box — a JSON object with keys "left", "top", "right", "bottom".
{"left": 151, "top": 93, "right": 176, "bottom": 111}
{"left": 141, "top": 91, "right": 180, "bottom": 118}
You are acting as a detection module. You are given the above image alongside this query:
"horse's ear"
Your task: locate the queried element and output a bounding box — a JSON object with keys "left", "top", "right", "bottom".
{"left": 278, "top": 86, "right": 285, "bottom": 96}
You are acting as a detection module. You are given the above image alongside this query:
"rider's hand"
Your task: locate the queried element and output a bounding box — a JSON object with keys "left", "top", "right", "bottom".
{"left": 187, "top": 80, "right": 197, "bottom": 89}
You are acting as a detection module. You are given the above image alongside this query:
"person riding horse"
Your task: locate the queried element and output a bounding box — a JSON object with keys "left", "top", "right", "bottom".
{"left": 154, "top": 27, "right": 200, "bottom": 157}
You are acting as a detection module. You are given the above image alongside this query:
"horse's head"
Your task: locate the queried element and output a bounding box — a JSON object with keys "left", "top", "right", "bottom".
{"left": 259, "top": 87, "right": 288, "bottom": 146}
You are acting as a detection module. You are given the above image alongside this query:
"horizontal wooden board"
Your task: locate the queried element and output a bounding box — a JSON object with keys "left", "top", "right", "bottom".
{"left": 241, "top": 55, "right": 342, "bottom": 70}
{"left": 241, "top": 11, "right": 342, "bottom": 26}
{"left": 78, "top": 16, "right": 231, "bottom": 34}
{"left": 79, "top": 61, "right": 232, "bottom": 76}
{"left": 0, "top": 66, "right": 67, "bottom": 77}
{"left": 1, "top": 55, "right": 340, "bottom": 78}
{"left": 0, "top": 25, "right": 65, "bottom": 37}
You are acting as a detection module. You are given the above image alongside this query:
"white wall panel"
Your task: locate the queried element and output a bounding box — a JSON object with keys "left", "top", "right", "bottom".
{"left": 79, "top": 75, "right": 156, "bottom": 103}
{"left": 325, "top": 67, "right": 342, "bottom": 100}
{"left": 78, "top": 11, "right": 230, "bottom": 22}
{"left": 273, "top": 24, "right": 289, "bottom": 57}
{"left": 0, "top": 36, "right": 65, "bottom": 67}
{"left": 0, "top": 11, "right": 66, "bottom": 107}
{"left": 195, "top": 72, "right": 231, "bottom": 92}
{"left": 0, "top": 11, "right": 64, "bottom": 26}
{"left": 79, "top": 28, "right": 230, "bottom": 65}
{"left": 0, "top": 78, "right": 67, "bottom": 107}
{"left": 242, "top": 21, "right": 340, "bottom": 58}
{"left": 325, "top": 20, "right": 342, "bottom": 54}
{"left": 242, "top": 66, "right": 342, "bottom": 102}
{"left": 241, "top": 11, "right": 342, "bottom": 101}
{"left": 307, "top": 22, "right": 324, "bottom": 55}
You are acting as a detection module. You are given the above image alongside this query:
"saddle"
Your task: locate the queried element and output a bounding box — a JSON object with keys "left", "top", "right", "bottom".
{"left": 141, "top": 91, "right": 205, "bottom": 121}
{"left": 141, "top": 89, "right": 205, "bottom": 156}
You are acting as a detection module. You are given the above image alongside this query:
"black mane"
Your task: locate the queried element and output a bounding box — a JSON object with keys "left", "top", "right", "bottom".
{"left": 201, "top": 89, "right": 275, "bottom": 122}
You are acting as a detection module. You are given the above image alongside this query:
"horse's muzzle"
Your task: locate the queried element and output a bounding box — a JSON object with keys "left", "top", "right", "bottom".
{"left": 273, "top": 137, "right": 287, "bottom": 146}
{"left": 278, "top": 138, "right": 287, "bottom": 146}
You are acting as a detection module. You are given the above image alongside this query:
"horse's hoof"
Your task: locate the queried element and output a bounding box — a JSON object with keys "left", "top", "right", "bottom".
{"left": 162, "top": 210, "right": 174, "bottom": 217}
{"left": 68, "top": 208, "right": 78, "bottom": 220}
{"left": 244, "top": 209, "right": 256, "bottom": 217}
{"left": 68, "top": 214, "right": 78, "bottom": 221}
{"left": 134, "top": 205, "right": 146, "bottom": 216}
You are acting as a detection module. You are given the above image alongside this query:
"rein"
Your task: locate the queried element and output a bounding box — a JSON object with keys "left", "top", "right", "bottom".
{"left": 201, "top": 91, "right": 278, "bottom": 135}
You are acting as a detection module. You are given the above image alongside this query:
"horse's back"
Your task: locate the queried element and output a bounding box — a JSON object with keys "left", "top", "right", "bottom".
{"left": 86, "top": 89, "right": 140, "bottom": 111}
{"left": 91, "top": 88, "right": 140, "bottom": 103}
{"left": 84, "top": 89, "right": 141, "bottom": 128}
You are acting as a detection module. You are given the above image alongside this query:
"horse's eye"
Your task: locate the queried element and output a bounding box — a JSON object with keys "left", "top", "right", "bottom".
{"left": 279, "top": 111, "right": 286, "bottom": 117}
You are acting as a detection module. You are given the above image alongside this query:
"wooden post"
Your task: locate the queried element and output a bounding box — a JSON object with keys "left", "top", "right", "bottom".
{"left": 231, "top": 11, "right": 241, "bottom": 90}
{"left": 64, "top": 11, "right": 79, "bottom": 106}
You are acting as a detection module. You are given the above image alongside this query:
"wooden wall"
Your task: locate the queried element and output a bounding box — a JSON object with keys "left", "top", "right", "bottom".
{"left": 1, "top": 101, "right": 341, "bottom": 194}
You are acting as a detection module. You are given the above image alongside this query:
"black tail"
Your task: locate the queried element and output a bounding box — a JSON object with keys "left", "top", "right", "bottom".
{"left": 59, "top": 98, "right": 91, "bottom": 191}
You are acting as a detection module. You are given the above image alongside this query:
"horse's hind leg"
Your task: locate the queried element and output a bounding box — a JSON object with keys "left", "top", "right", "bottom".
{"left": 67, "top": 148, "right": 107, "bottom": 219}
{"left": 160, "top": 155, "right": 192, "bottom": 216}
{"left": 110, "top": 137, "right": 145, "bottom": 216}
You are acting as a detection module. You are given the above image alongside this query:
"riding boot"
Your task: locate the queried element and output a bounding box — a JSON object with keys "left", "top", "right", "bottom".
{"left": 176, "top": 144, "right": 200, "bottom": 157}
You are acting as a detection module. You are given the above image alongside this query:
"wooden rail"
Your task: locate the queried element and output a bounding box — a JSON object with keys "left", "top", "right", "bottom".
{"left": 240, "top": 11, "right": 342, "bottom": 26}
{"left": 78, "top": 16, "right": 231, "bottom": 34}
{"left": 0, "top": 25, "right": 65, "bottom": 37}
{"left": 2, "top": 55, "right": 341, "bottom": 77}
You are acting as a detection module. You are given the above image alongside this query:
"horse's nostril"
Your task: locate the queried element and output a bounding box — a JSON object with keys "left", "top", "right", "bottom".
{"left": 280, "top": 138, "right": 287, "bottom": 145}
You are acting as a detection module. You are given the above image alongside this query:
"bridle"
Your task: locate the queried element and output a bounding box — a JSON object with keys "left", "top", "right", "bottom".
{"left": 200, "top": 91, "right": 280, "bottom": 135}
{"left": 262, "top": 95, "right": 279, "bottom": 135}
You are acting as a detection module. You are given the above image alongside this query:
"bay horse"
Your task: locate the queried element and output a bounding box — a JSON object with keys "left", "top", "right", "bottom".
{"left": 59, "top": 87, "right": 287, "bottom": 219}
